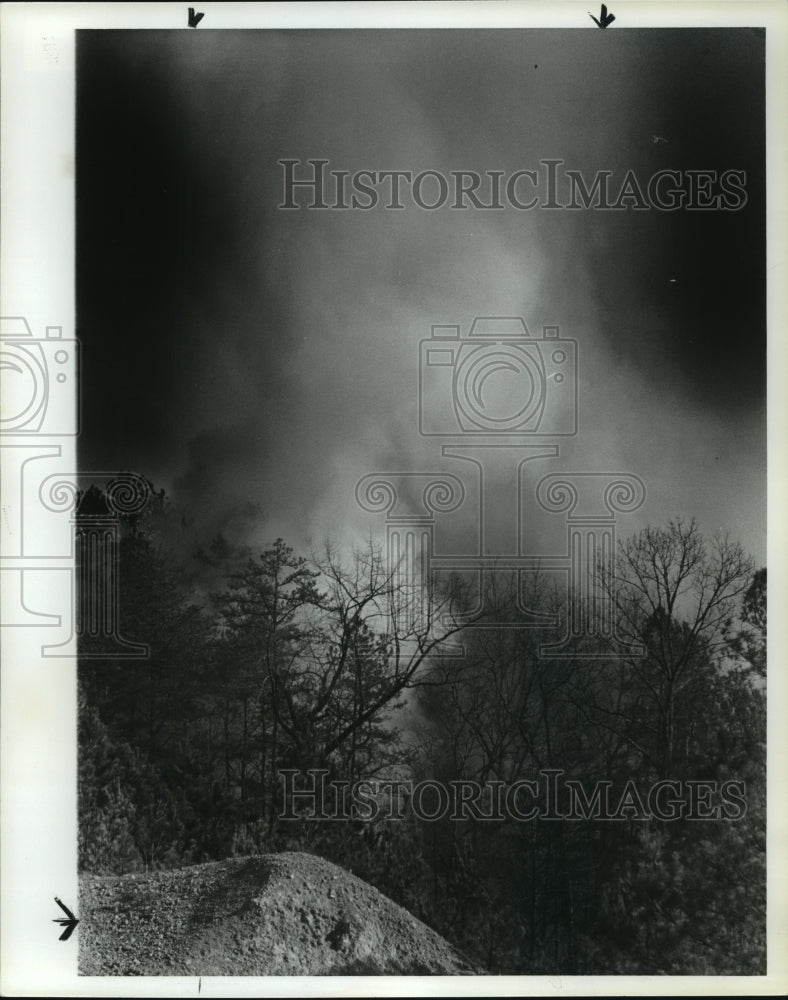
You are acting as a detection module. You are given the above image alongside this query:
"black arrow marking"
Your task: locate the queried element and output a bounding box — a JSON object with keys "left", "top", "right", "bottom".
{"left": 53, "top": 897, "right": 79, "bottom": 941}
{"left": 188, "top": 8, "right": 205, "bottom": 28}
{"left": 590, "top": 4, "right": 616, "bottom": 28}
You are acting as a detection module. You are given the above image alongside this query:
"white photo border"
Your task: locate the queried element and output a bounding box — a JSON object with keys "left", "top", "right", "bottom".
{"left": 1, "top": 2, "right": 786, "bottom": 996}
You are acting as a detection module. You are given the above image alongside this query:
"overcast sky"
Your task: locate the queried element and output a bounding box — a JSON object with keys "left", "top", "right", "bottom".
{"left": 76, "top": 28, "right": 766, "bottom": 568}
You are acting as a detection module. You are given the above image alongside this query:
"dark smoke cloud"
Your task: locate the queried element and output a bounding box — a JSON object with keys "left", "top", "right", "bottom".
{"left": 77, "top": 29, "right": 766, "bottom": 566}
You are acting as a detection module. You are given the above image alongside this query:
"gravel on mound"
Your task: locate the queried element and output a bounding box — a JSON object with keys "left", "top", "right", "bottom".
{"left": 79, "top": 852, "right": 480, "bottom": 976}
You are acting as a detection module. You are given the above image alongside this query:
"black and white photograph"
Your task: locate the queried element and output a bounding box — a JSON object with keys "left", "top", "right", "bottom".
{"left": 1, "top": 2, "right": 787, "bottom": 995}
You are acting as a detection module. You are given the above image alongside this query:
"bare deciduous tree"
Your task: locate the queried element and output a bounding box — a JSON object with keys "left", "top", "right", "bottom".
{"left": 599, "top": 517, "right": 755, "bottom": 776}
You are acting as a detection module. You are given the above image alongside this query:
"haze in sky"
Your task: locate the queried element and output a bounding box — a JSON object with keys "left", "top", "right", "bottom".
{"left": 77, "top": 29, "right": 765, "bottom": 567}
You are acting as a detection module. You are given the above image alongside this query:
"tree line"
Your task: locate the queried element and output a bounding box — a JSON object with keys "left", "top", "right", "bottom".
{"left": 78, "top": 484, "right": 766, "bottom": 974}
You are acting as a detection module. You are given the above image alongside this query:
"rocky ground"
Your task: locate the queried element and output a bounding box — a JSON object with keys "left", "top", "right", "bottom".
{"left": 79, "top": 851, "right": 480, "bottom": 976}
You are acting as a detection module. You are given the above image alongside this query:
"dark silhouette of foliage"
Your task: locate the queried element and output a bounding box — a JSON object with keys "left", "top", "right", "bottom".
{"left": 78, "top": 490, "right": 766, "bottom": 974}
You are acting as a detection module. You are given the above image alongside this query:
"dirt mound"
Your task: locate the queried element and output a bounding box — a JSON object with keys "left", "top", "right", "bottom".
{"left": 79, "top": 852, "right": 479, "bottom": 976}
